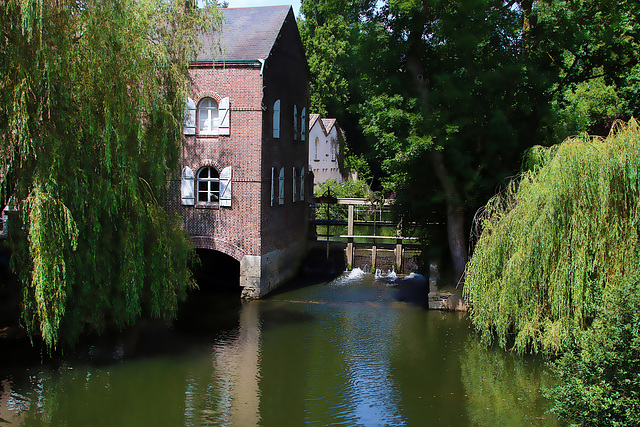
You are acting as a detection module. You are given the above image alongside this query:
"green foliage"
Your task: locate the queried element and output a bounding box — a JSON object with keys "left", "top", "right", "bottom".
{"left": 300, "top": 0, "right": 640, "bottom": 279}
{"left": 548, "top": 277, "right": 640, "bottom": 425}
{"left": 317, "top": 178, "right": 369, "bottom": 199}
{"left": 553, "top": 76, "right": 626, "bottom": 138}
{"left": 0, "top": 0, "right": 221, "bottom": 350}
{"left": 343, "top": 153, "right": 372, "bottom": 184}
{"left": 464, "top": 120, "right": 640, "bottom": 354}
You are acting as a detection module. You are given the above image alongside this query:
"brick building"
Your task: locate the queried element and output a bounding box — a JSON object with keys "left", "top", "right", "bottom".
{"left": 169, "top": 6, "right": 310, "bottom": 299}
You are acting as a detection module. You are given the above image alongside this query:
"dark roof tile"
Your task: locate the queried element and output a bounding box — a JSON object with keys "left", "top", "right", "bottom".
{"left": 197, "top": 6, "right": 292, "bottom": 63}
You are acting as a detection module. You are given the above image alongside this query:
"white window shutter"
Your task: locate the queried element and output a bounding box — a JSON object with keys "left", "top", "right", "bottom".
{"left": 183, "top": 98, "right": 196, "bottom": 135}
{"left": 218, "top": 97, "right": 230, "bottom": 135}
{"left": 273, "top": 100, "right": 281, "bottom": 139}
{"left": 301, "top": 107, "right": 306, "bottom": 141}
{"left": 279, "top": 168, "right": 285, "bottom": 205}
{"left": 301, "top": 167, "right": 305, "bottom": 201}
{"left": 181, "top": 166, "right": 195, "bottom": 205}
{"left": 292, "top": 167, "right": 298, "bottom": 202}
{"left": 219, "top": 166, "right": 232, "bottom": 207}
{"left": 293, "top": 105, "right": 298, "bottom": 141}
{"left": 271, "top": 167, "right": 275, "bottom": 206}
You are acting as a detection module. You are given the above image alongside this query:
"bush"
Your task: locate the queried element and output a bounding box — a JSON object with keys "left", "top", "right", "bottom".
{"left": 547, "top": 278, "right": 640, "bottom": 425}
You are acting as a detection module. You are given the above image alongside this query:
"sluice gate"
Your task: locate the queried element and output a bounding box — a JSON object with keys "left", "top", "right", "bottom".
{"left": 309, "top": 197, "right": 424, "bottom": 273}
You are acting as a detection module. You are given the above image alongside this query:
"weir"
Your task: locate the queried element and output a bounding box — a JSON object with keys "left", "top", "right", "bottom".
{"left": 309, "top": 198, "right": 423, "bottom": 274}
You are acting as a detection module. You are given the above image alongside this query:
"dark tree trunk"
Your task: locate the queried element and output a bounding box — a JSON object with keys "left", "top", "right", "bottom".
{"left": 406, "top": 20, "right": 469, "bottom": 282}
{"left": 429, "top": 150, "right": 468, "bottom": 282}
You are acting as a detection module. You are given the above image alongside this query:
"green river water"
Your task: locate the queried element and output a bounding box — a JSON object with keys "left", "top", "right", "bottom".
{"left": 0, "top": 269, "right": 559, "bottom": 426}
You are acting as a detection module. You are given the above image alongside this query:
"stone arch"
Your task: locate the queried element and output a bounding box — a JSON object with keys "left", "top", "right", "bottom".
{"left": 195, "top": 91, "right": 224, "bottom": 104}
{"left": 191, "top": 235, "right": 245, "bottom": 262}
{"left": 196, "top": 158, "right": 224, "bottom": 174}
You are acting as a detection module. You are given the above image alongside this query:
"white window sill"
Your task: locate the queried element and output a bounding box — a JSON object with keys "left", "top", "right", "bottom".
{"left": 196, "top": 202, "right": 219, "bottom": 209}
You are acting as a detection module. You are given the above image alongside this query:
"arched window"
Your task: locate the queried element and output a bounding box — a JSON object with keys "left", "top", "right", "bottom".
{"left": 273, "top": 100, "right": 281, "bottom": 138}
{"left": 198, "top": 98, "right": 219, "bottom": 135}
{"left": 198, "top": 167, "right": 219, "bottom": 203}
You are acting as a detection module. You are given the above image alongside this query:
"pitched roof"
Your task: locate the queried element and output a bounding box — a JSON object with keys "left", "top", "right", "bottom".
{"left": 197, "top": 6, "right": 292, "bottom": 63}
{"left": 321, "top": 118, "right": 336, "bottom": 134}
{"left": 309, "top": 114, "right": 320, "bottom": 130}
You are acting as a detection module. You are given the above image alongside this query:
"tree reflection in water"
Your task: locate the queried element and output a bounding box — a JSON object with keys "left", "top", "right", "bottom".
{"left": 460, "top": 338, "right": 559, "bottom": 426}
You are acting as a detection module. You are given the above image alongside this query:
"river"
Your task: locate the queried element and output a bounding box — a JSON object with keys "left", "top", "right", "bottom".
{"left": 0, "top": 269, "right": 559, "bottom": 426}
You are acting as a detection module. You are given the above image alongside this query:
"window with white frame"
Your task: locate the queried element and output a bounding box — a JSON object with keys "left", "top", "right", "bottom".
{"left": 197, "top": 167, "right": 219, "bottom": 203}
{"left": 194, "top": 97, "right": 230, "bottom": 136}
{"left": 198, "top": 98, "right": 218, "bottom": 135}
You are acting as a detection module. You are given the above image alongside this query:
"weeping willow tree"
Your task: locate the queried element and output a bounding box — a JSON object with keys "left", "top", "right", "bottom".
{"left": 0, "top": 0, "right": 221, "bottom": 350}
{"left": 464, "top": 119, "right": 640, "bottom": 354}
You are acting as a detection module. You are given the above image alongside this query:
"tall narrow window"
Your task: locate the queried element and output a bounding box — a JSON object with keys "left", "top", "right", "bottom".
{"left": 292, "top": 167, "right": 298, "bottom": 202}
{"left": 197, "top": 167, "right": 219, "bottom": 203}
{"left": 293, "top": 105, "right": 298, "bottom": 141}
{"left": 273, "top": 100, "right": 281, "bottom": 138}
{"left": 198, "top": 98, "right": 219, "bottom": 135}
{"left": 301, "top": 107, "right": 306, "bottom": 141}
{"left": 314, "top": 137, "right": 319, "bottom": 160}
{"left": 278, "top": 167, "right": 285, "bottom": 205}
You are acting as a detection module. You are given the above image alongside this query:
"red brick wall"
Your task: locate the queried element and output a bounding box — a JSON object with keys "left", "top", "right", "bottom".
{"left": 168, "top": 65, "right": 265, "bottom": 261}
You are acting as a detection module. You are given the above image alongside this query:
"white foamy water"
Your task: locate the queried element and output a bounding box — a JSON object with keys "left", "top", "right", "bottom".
{"left": 374, "top": 267, "right": 398, "bottom": 282}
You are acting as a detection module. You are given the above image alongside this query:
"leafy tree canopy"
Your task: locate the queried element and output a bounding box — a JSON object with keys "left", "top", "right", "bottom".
{"left": 300, "top": 0, "right": 640, "bottom": 280}
{"left": 0, "top": 0, "right": 221, "bottom": 350}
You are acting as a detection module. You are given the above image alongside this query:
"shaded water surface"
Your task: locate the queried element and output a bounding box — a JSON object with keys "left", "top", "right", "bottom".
{"left": 0, "top": 270, "right": 558, "bottom": 426}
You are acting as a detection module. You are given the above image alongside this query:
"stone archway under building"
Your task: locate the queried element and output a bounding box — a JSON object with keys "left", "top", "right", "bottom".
{"left": 190, "top": 236, "right": 261, "bottom": 298}
{"left": 189, "top": 235, "right": 308, "bottom": 300}
{"left": 192, "top": 249, "right": 241, "bottom": 292}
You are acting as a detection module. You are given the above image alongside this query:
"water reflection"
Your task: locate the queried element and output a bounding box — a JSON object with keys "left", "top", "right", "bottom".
{"left": 340, "top": 306, "right": 403, "bottom": 426}
{"left": 0, "top": 271, "right": 557, "bottom": 426}
{"left": 208, "top": 301, "right": 261, "bottom": 426}
{"left": 460, "top": 339, "right": 559, "bottom": 426}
